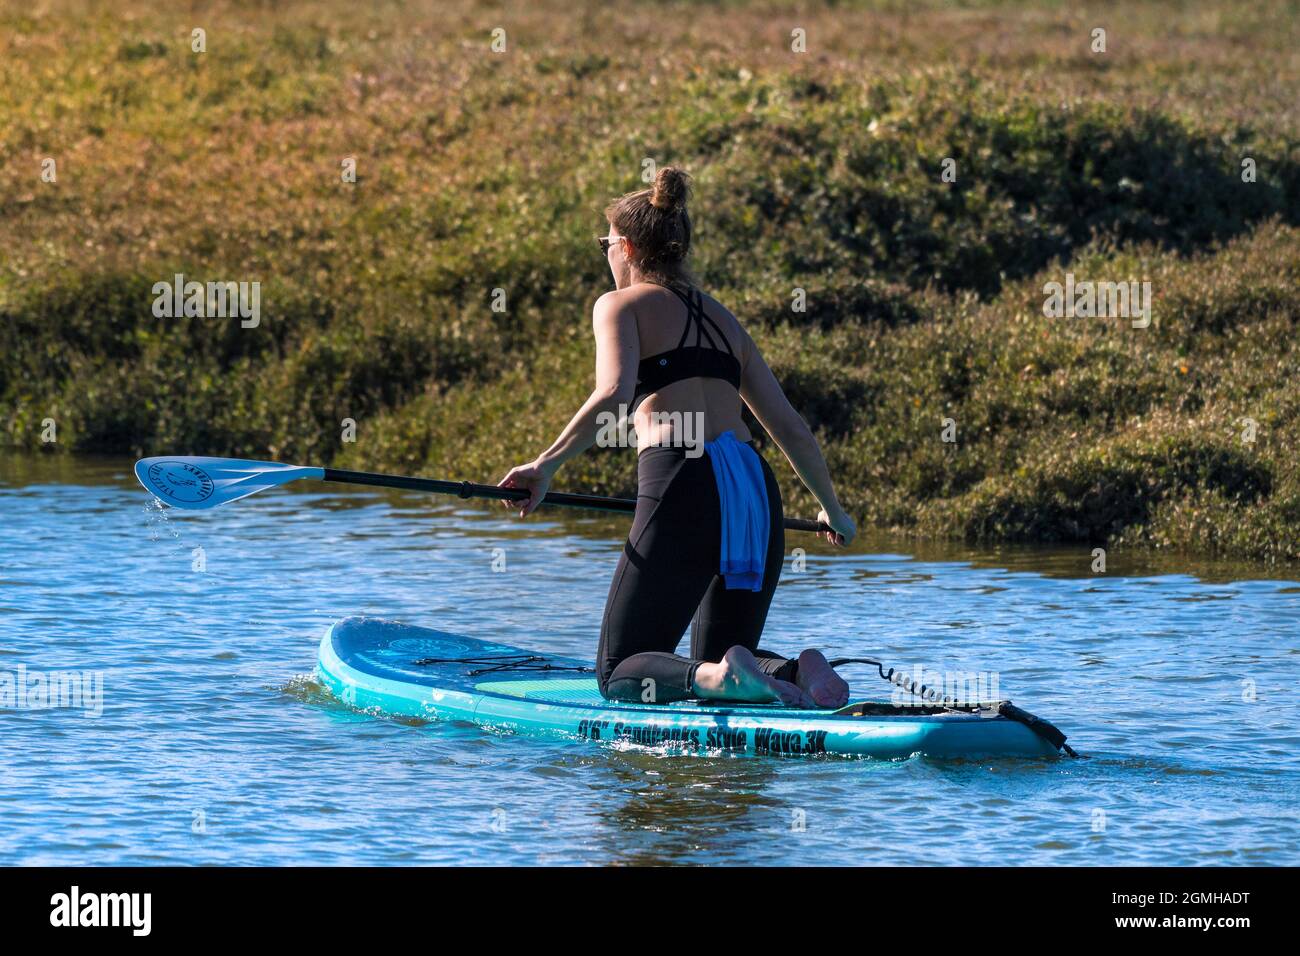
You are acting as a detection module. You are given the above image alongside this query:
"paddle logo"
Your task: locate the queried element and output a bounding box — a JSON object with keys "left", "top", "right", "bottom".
{"left": 146, "top": 460, "right": 215, "bottom": 504}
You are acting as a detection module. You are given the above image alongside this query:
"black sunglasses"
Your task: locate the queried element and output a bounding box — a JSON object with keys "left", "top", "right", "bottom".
{"left": 597, "top": 236, "right": 625, "bottom": 255}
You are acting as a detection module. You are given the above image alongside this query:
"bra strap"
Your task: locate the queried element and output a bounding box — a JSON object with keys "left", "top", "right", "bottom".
{"left": 665, "top": 284, "right": 697, "bottom": 350}
{"left": 664, "top": 285, "right": 734, "bottom": 355}
{"left": 692, "top": 291, "right": 734, "bottom": 356}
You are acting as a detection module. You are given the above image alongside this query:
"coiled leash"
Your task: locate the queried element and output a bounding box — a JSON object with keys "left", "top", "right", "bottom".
{"left": 829, "top": 657, "right": 1080, "bottom": 758}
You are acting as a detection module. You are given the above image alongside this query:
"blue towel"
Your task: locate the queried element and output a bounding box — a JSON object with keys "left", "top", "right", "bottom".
{"left": 705, "top": 431, "right": 770, "bottom": 591}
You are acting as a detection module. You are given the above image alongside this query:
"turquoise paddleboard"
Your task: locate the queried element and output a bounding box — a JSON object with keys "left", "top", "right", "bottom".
{"left": 317, "top": 617, "right": 1064, "bottom": 759}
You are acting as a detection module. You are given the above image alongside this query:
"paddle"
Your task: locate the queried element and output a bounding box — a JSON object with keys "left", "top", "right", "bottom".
{"left": 134, "top": 456, "right": 829, "bottom": 532}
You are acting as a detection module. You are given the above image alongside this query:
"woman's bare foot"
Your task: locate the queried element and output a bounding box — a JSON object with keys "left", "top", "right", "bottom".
{"left": 796, "top": 649, "right": 850, "bottom": 708}
{"left": 693, "top": 646, "right": 816, "bottom": 708}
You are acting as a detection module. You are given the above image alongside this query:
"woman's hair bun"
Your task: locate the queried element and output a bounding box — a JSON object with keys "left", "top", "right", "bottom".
{"left": 603, "top": 166, "right": 694, "bottom": 282}
{"left": 650, "top": 166, "right": 692, "bottom": 212}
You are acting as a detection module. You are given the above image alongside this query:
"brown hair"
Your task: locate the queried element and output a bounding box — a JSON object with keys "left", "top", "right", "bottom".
{"left": 604, "top": 166, "right": 694, "bottom": 286}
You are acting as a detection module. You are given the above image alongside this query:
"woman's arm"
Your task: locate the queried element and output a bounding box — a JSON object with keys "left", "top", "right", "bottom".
{"left": 738, "top": 329, "right": 856, "bottom": 545}
{"left": 497, "top": 291, "right": 639, "bottom": 516}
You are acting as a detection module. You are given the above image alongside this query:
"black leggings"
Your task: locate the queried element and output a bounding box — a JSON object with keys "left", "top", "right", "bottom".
{"left": 597, "top": 442, "right": 794, "bottom": 702}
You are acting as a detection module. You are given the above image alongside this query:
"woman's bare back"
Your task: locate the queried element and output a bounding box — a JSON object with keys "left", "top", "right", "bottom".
{"left": 622, "top": 282, "right": 753, "bottom": 452}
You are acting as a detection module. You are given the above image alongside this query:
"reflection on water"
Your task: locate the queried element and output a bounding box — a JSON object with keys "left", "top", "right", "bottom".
{"left": 1, "top": 453, "right": 1297, "bottom": 865}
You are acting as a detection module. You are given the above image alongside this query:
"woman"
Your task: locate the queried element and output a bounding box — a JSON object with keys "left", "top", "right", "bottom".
{"left": 499, "top": 167, "right": 857, "bottom": 708}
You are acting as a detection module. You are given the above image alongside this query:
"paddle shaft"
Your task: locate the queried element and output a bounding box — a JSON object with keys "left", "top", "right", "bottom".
{"left": 322, "top": 467, "right": 828, "bottom": 533}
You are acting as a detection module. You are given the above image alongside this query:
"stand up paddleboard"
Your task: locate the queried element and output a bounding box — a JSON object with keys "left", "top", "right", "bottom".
{"left": 317, "top": 618, "right": 1067, "bottom": 759}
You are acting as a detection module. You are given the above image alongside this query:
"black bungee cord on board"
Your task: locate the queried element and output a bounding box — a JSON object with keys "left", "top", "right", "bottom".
{"left": 412, "top": 654, "right": 594, "bottom": 677}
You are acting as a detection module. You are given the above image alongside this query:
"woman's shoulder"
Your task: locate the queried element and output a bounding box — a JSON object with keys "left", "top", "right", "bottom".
{"left": 593, "top": 283, "right": 678, "bottom": 325}
{"left": 594, "top": 283, "right": 659, "bottom": 310}
{"left": 597, "top": 283, "right": 744, "bottom": 334}
{"left": 616, "top": 282, "right": 678, "bottom": 304}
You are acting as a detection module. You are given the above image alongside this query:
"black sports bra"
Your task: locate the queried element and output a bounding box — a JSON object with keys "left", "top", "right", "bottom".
{"left": 633, "top": 285, "right": 741, "bottom": 402}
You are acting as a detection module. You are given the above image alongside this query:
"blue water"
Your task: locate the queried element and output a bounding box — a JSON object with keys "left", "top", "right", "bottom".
{"left": 1, "top": 455, "right": 1297, "bottom": 865}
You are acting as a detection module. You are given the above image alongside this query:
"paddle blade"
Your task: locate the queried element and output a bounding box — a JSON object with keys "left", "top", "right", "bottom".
{"left": 135, "top": 457, "right": 325, "bottom": 510}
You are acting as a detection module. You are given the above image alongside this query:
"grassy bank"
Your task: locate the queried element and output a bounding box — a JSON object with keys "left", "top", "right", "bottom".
{"left": 2, "top": 1, "right": 1298, "bottom": 561}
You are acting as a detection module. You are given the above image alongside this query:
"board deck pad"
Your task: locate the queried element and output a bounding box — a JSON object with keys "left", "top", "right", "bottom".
{"left": 316, "top": 616, "right": 1062, "bottom": 759}
{"left": 475, "top": 679, "right": 617, "bottom": 706}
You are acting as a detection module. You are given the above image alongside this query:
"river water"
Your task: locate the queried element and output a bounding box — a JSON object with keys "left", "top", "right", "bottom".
{"left": 1, "top": 454, "right": 1296, "bottom": 865}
